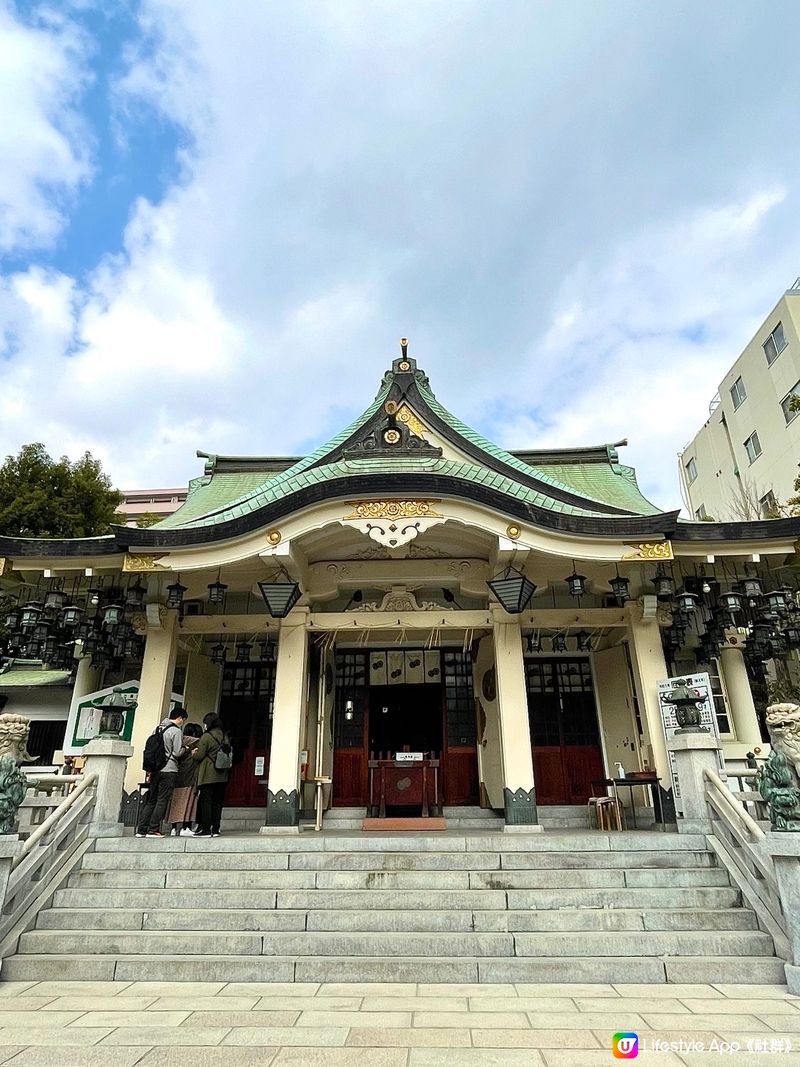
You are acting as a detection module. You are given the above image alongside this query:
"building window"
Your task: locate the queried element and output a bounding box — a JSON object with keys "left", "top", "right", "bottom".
{"left": 685, "top": 457, "right": 697, "bottom": 483}
{"left": 780, "top": 380, "right": 800, "bottom": 425}
{"left": 760, "top": 490, "right": 778, "bottom": 518}
{"left": 729, "top": 376, "right": 747, "bottom": 409}
{"left": 744, "top": 432, "right": 762, "bottom": 464}
{"left": 695, "top": 504, "right": 707, "bottom": 520}
{"left": 764, "top": 321, "right": 788, "bottom": 365}
{"left": 710, "top": 662, "right": 733, "bottom": 736}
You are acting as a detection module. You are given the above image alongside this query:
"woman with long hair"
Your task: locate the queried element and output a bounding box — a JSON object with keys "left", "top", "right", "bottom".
{"left": 191, "top": 712, "right": 231, "bottom": 837}
{"left": 167, "top": 721, "right": 203, "bottom": 836}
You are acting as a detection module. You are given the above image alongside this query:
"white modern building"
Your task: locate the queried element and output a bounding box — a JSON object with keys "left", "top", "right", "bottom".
{"left": 679, "top": 282, "right": 800, "bottom": 521}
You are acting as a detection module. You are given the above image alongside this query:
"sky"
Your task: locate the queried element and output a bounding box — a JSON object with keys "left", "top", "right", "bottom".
{"left": 2, "top": 1, "right": 800, "bottom": 511}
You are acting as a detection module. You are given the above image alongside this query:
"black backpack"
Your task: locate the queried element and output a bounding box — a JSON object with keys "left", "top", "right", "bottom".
{"left": 142, "top": 725, "right": 168, "bottom": 773}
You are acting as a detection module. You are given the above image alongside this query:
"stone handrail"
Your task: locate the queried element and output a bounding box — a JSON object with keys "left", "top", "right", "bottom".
{"left": 703, "top": 767, "right": 788, "bottom": 960}
{"left": 0, "top": 773, "right": 97, "bottom": 961}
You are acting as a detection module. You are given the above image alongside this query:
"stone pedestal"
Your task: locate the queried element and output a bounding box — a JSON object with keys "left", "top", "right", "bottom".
{"left": 83, "top": 738, "right": 134, "bottom": 837}
{"left": 668, "top": 731, "right": 722, "bottom": 834}
{"left": 762, "top": 834, "right": 800, "bottom": 994}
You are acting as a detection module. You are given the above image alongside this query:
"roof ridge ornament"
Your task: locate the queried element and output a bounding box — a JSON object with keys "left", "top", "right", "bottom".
{"left": 392, "top": 336, "right": 416, "bottom": 375}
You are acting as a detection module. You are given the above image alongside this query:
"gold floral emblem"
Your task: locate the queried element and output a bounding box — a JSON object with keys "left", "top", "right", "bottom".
{"left": 345, "top": 500, "right": 443, "bottom": 520}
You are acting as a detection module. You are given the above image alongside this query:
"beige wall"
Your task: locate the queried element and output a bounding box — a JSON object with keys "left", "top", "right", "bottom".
{"left": 183, "top": 652, "right": 221, "bottom": 722}
{"left": 681, "top": 291, "right": 800, "bottom": 519}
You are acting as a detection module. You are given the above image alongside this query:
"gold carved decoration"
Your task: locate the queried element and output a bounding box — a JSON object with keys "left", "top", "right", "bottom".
{"left": 506, "top": 524, "right": 521, "bottom": 540}
{"left": 0, "top": 558, "right": 11, "bottom": 578}
{"left": 345, "top": 500, "right": 443, "bottom": 520}
{"left": 123, "top": 553, "right": 169, "bottom": 572}
{"left": 396, "top": 404, "right": 428, "bottom": 439}
{"left": 622, "top": 540, "right": 674, "bottom": 562}
{"left": 266, "top": 529, "right": 282, "bottom": 546}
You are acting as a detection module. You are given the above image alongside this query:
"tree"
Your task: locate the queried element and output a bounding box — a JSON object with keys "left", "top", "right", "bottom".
{"left": 136, "top": 512, "right": 162, "bottom": 529}
{"left": 0, "top": 444, "right": 123, "bottom": 538}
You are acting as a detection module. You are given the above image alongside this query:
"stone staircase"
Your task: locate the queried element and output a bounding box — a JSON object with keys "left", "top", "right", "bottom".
{"left": 2, "top": 830, "right": 785, "bottom": 985}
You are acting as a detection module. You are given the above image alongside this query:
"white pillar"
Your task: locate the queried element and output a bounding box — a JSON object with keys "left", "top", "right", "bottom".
{"left": 124, "top": 610, "right": 178, "bottom": 793}
{"left": 72, "top": 656, "right": 101, "bottom": 701}
{"left": 719, "top": 646, "right": 762, "bottom": 748}
{"left": 492, "top": 613, "right": 539, "bottom": 827}
{"left": 83, "top": 738, "right": 134, "bottom": 837}
{"left": 626, "top": 603, "right": 671, "bottom": 786}
{"left": 263, "top": 608, "right": 309, "bottom": 829}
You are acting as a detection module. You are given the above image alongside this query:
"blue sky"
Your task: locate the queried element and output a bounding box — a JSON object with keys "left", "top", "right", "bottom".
{"left": 2, "top": 0, "right": 800, "bottom": 511}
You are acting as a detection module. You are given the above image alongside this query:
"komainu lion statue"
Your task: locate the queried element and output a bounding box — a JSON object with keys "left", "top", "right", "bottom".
{"left": 0, "top": 714, "right": 36, "bottom": 764}
{"left": 758, "top": 703, "right": 800, "bottom": 832}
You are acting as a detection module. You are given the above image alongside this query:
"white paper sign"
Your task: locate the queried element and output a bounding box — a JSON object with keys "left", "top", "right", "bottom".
{"left": 395, "top": 751, "right": 424, "bottom": 762}
{"left": 254, "top": 756, "right": 265, "bottom": 776}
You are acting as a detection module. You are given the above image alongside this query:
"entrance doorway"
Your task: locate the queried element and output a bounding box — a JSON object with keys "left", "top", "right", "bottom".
{"left": 218, "top": 660, "right": 276, "bottom": 806}
{"left": 331, "top": 649, "right": 479, "bottom": 808}
{"left": 524, "top": 657, "right": 604, "bottom": 805}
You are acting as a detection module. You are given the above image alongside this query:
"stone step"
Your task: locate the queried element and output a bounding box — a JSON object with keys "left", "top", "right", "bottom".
{"left": 77, "top": 847, "right": 717, "bottom": 872}
{"left": 36, "top": 904, "right": 756, "bottom": 934}
{"left": 1, "top": 952, "right": 786, "bottom": 985}
{"left": 52, "top": 884, "right": 741, "bottom": 912}
{"left": 18, "top": 925, "right": 773, "bottom": 960}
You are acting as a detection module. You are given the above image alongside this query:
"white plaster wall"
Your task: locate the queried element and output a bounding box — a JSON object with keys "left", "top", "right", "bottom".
{"left": 473, "top": 634, "right": 503, "bottom": 809}
{"left": 183, "top": 652, "right": 222, "bottom": 721}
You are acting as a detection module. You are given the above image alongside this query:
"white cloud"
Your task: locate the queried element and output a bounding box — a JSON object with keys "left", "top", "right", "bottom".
{"left": 0, "top": 3, "right": 91, "bottom": 251}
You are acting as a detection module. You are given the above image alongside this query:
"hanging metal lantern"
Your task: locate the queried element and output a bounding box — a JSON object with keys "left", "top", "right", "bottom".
{"left": 740, "top": 577, "right": 763, "bottom": 604}
{"left": 82, "top": 634, "right": 100, "bottom": 655}
{"left": 525, "top": 632, "right": 542, "bottom": 654}
{"left": 87, "top": 587, "right": 102, "bottom": 607}
{"left": 102, "top": 603, "right": 124, "bottom": 629}
{"left": 2, "top": 608, "right": 20, "bottom": 632}
{"left": 765, "top": 589, "right": 790, "bottom": 616}
{"left": 258, "top": 639, "right": 275, "bottom": 662}
{"left": 44, "top": 588, "right": 68, "bottom": 614}
{"left": 258, "top": 579, "right": 302, "bottom": 618}
{"left": 719, "top": 590, "right": 744, "bottom": 614}
{"left": 61, "top": 604, "right": 83, "bottom": 629}
{"left": 125, "top": 582, "right": 146, "bottom": 609}
{"left": 20, "top": 603, "right": 43, "bottom": 631}
{"left": 552, "top": 633, "right": 567, "bottom": 653}
{"left": 651, "top": 572, "right": 674, "bottom": 600}
{"left": 769, "top": 632, "right": 788, "bottom": 658}
{"left": 165, "top": 581, "right": 187, "bottom": 609}
{"left": 235, "top": 641, "right": 251, "bottom": 663}
{"left": 208, "top": 580, "right": 228, "bottom": 606}
{"left": 210, "top": 642, "right": 227, "bottom": 665}
{"left": 42, "top": 636, "right": 58, "bottom": 660}
{"left": 609, "top": 574, "right": 630, "bottom": 605}
{"left": 575, "top": 630, "right": 592, "bottom": 651}
{"left": 122, "top": 636, "right": 138, "bottom": 658}
{"left": 32, "top": 621, "right": 50, "bottom": 643}
{"left": 565, "top": 571, "right": 586, "bottom": 599}
{"left": 675, "top": 591, "right": 699, "bottom": 614}
{"left": 784, "top": 626, "right": 800, "bottom": 649}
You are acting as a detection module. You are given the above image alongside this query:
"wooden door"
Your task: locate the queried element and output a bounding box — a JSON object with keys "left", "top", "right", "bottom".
{"left": 332, "top": 652, "right": 369, "bottom": 806}
{"left": 525, "top": 658, "right": 604, "bottom": 805}
{"left": 219, "top": 661, "right": 275, "bottom": 807}
{"left": 442, "top": 651, "right": 479, "bottom": 805}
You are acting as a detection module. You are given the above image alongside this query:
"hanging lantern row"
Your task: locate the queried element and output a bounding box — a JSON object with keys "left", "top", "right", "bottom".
{"left": 486, "top": 564, "right": 633, "bottom": 614}
{"left": 524, "top": 630, "right": 592, "bottom": 654}
{"left": 208, "top": 637, "right": 277, "bottom": 667}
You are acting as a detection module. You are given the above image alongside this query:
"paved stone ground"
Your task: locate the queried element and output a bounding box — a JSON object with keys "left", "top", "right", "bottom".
{"left": 0, "top": 980, "right": 795, "bottom": 1066}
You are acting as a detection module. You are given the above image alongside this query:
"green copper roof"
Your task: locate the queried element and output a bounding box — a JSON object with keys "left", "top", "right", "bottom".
{"left": 153, "top": 362, "right": 661, "bottom": 533}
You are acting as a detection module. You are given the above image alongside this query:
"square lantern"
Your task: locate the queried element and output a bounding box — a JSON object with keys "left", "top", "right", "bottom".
{"left": 487, "top": 568, "right": 536, "bottom": 614}
{"left": 675, "top": 591, "right": 699, "bottom": 614}
{"left": 210, "top": 642, "right": 227, "bottom": 665}
{"left": 609, "top": 574, "right": 630, "bottom": 605}
{"left": 235, "top": 641, "right": 251, "bottom": 663}
{"left": 125, "top": 582, "right": 146, "bottom": 609}
{"left": 102, "top": 603, "right": 124, "bottom": 629}
{"left": 207, "top": 580, "right": 228, "bottom": 605}
{"left": 552, "top": 633, "right": 567, "bottom": 653}
{"left": 44, "top": 588, "right": 68, "bottom": 614}
{"left": 565, "top": 571, "right": 587, "bottom": 599}
{"left": 719, "top": 590, "right": 744, "bottom": 614}
{"left": 258, "top": 579, "right": 302, "bottom": 618}
{"left": 575, "top": 630, "right": 592, "bottom": 651}
{"left": 651, "top": 572, "right": 674, "bottom": 600}
{"left": 166, "top": 581, "right": 187, "bottom": 609}
{"left": 61, "top": 605, "right": 83, "bottom": 629}
{"left": 20, "top": 603, "right": 43, "bottom": 631}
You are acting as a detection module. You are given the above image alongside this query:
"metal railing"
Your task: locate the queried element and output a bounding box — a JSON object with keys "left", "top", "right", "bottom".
{"left": 703, "top": 768, "right": 788, "bottom": 959}
{"left": 0, "top": 773, "right": 97, "bottom": 959}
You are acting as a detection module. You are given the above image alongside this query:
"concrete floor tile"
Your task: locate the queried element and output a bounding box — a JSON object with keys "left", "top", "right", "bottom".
{"left": 119, "top": 984, "right": 225, "bottom": 998}
{"left": 542, "top": 1052, "right": 684, "bottom": 1066}
{"left": 43, "top": 997, "right": 159, "bottom": 1012}
{"left": 137, "top": 1051, "right": 278, "bottom": 1067}
{"left": 0, "top": 986, "right": 36, "bottom": 998}
{"left": 516, "top": 983, "right": 617, "bottom": 998}
{"left": 0, "top": 1013, "right": 85, "bottom": 1029}
{"left": 469, "top": 997, "right": 575, "bottom": 1013}
{"left": 181, "top": 1011, "right": 300, "bottom": 1028}
{"left": 149, "top": 997, "right": 258, "bottom": 1012}
{"left": 711, "top": 984, "right": 791, "bottom": 999}
{"left": 472, "top": 1028, "right": 601, "bottom": 1048}
{"left": 574, "top": 997, "right": 686, "bottom": 1014}
{"left": 255, "top": 997, "right": 362, "bottom": 1012}
{"left": 346, "top": 1027, "right": 471, "bottom": 1047}
{"left": 410, "top": 1051, "right": 545, "bottom": 1067}
{"left": 0, "top": 1030, "right": 112, "bottom": 1046}
{"left": 682, "top": 998, "right": 799, "bottom": 1015}
{"left": 614, "top": 983, "right": 720, "bottom": 998}
{"left": 318, "top": 984, "right": 416, "bottom": 997}
{"left": 298, "top": 1011, "right": 411, "bottom": 1029}
{"left": 526, "top": 1012, "right": 648, "bottom": 1031}
{"left": 0, "top": 1051, "right": 24, "bottom": 1066}
{"left": 413, "top": 1011, "right": 529, "bottom": 1029}
{"left": 100, "top": 1029, "right": 231, "bottom": 1047}
{"left": 220, "top": 983, "right": 320, "bottom": 997}
{"left": 361, "top": 998, "right": 467, "bottom": 1013}
{"left": 25, "top": 982, "right": 132, "bottom": 997}
{"left": 754, "top": 1015, "right": 800, "bottom": 1032}
{"left": 68, "top": 1011, "right": 190, "bottom": 1029}
{"left": 670, "top": 1056, "right": 796, "bottom": 1067}
{"left": 0, "top": 1049, "right": 147, "bottom": 1067}
{"left": 640, "top": 1012, "right": 764, "bottom": 1030}
{"left": 418, "top": 983, "right": 515, "bottom": 997}
{"left": 273, "top": 1051, "right": 408, "bottom": 1067}
{"left": 222, "top": 1028, "right": 348, "bottom": 1046}
{"left": 0, "top": 1002, "right": 58, "bottom": 1013}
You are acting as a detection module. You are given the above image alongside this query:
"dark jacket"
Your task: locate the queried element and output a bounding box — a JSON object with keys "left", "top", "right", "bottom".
{"left": 175, "top": 737, "right": 200, "bottom": 788}
{"left": 193, "top": 727, "right": 230, "bottom": 786}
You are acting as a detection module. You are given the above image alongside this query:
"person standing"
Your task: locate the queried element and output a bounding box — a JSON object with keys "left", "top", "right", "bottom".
{"left": 136, "top": 708, "right": 189, "bottom": 838}
{"left": 167, "top": 722, "right": 203, "bottom": 835}
{"left": 191, "top": 713, "right": 230, "bottom": 837}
